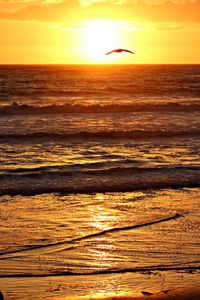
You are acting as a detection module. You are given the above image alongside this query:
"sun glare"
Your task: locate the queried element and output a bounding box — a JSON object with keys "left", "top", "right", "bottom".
{"left": 82, "top": 20, "right": 123, "bottom": 63}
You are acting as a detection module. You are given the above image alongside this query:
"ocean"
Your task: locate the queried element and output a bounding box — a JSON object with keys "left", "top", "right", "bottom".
{"left": 0, "top": 64, "right": 200, "bottom": 299}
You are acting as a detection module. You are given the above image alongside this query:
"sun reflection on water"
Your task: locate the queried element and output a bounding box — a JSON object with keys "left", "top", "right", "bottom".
{"left": 86, "top": 193, "right": 121, "bottom": 274}
{"left": 89, "top": 194, "right": 119, "bottom": 231}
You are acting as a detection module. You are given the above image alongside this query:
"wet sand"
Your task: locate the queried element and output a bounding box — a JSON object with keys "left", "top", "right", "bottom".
{"left": 56, "top": 287, "right": 200, "bottom": 300}
{"left": 2, "top": 287, "right": 199, "bottom": 300}
{"left": 0, "top": 269, "right": 199, "bottom": 300}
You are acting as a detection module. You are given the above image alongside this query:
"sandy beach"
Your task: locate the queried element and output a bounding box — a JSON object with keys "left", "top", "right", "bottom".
{"left": 1, "top": 268, "right": 199, "bottom": 299}
{"left": 54, "top": 287, "right": 200, "bottom": 300}
{"left": 1, "top": 285, "right": 200, "bottom": 300}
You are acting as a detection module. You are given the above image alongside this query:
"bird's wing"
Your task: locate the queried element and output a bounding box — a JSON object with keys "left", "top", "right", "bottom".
{"left": 105, "top": 50, "right": 115, "bottom": 55}
{"left": 123, "top": 49, "right": 135, "bottom": 54}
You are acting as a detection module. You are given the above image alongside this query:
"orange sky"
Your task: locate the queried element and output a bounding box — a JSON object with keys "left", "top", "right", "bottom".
{"left": 0, "top": 0, "right": 200, "bottom": 64}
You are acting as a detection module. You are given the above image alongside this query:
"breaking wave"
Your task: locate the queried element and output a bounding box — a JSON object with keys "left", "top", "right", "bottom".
{"left": 0, "top": 165, "right": 200, "bottom": 196}
{"left": 0, "top": 129, "right": 199, "bottom": 141}
{"left": 0, "top": 101, "right": 200, "bottom": 115}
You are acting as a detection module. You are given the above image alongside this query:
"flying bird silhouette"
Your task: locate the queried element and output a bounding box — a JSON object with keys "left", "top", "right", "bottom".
{"left": 106, "top": 48, "right": 135, "bottom": 55}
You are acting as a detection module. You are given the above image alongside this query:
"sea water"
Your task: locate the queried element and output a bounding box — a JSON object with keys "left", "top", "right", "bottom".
{"left": 0, "top": 64, "right": 199, "bottom": 299}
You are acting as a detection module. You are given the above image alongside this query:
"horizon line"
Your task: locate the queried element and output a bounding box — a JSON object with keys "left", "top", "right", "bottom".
{"left": 0, "top": 63, "right": 200, "bottom": 66}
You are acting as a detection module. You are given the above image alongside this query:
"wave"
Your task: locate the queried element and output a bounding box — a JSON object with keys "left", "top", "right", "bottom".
{"left": 4, "top": 164, "right": 200, "bottom": 175}
{"left": 0, "top": 165, "right": 199, "bottom": 196}
{"left": 0, "top": 129, "right": 200, "bottom": 141}
{"left": 0, "top": 101, "right": 200, "bottom": 115}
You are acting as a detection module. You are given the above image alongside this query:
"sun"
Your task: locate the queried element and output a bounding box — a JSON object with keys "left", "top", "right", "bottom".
{"left": 81, "top": 20, "right": 123, "bottom": 63}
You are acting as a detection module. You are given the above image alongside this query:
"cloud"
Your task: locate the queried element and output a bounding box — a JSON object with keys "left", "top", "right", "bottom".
{"left": 49, "top": 21, "right": 85, "bottom": 31}
{"left": 0, "top": 1, "right": 81, "bottom": 21}
{"left": 0, "top": 0, "right": 200, "bottom": 22}
{"left": 78, "top": 0, "right": 200, "bottom": 6}
{"left": 155, "top": 22, "right": 187, "bottom": 31}
{"left": 0, "top": 0, "right": 62, "bottom": 3}
{"left": 115, "top": 20, "right": 200, "bottom": 31}
{"left": 0, "top": 0, "right": 199, "bottom": 7}
{"left": 0, "top": 0, "right": 62, "bottom": 13}
{"left": 140, "top": 21, "right": 200, "bottom": 31}
{"left": 52, "top": 20, "right": 200, "bottom": 33}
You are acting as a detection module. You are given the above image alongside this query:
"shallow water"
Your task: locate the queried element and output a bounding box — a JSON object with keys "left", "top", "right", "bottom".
{"left": 1, "top": 188, "right": 200, "bottom": 299}
{"left": 1, "top": 188, "right": 199, "bottom": 275}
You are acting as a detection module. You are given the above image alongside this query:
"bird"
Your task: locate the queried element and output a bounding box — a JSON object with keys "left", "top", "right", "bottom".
{"left": 105, "top": 48, "right": 135, "bottom": 55}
